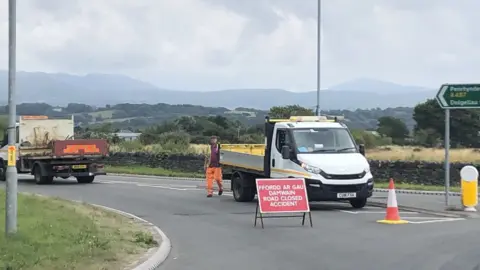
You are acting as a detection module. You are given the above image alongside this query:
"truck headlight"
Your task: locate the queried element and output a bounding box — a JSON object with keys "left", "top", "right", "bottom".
{"left": 301, "top": 163, "right": 322, "bottom": 174}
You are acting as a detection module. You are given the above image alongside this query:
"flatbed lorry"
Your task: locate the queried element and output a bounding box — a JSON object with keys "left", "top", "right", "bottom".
{"left": 0, "top": 115, "right": 108, "bottom": 184}
{"left": 220, "top": 115, "right": 374, "bottom": 209}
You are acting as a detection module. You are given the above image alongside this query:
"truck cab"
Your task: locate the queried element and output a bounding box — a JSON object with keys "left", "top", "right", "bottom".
{"left": 220, "top": 115, "right": 374, "bottom": 208}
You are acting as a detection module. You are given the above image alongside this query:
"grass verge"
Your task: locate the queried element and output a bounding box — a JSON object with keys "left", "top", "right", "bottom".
{"left": 0, "top": 190, "right": 158, "bottom": 270}
{"left": 374, "top": 182, "right": 460, "bottom": 192}
{"left": 105, "top": 165, "right": 459, "bottom": 192}
{"left": 105, "top": 165, "right": 204, "bottom": 178}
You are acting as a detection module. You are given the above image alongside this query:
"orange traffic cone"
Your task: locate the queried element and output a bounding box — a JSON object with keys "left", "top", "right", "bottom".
{"left": 377, "top": 178, "right": 408, "bottom": 224}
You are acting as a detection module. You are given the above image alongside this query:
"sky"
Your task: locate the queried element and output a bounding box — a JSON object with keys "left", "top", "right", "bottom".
{"left": 0, "top": 0, "right": 479, "bottom": 92}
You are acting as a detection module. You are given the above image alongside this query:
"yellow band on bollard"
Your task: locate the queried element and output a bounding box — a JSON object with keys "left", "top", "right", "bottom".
{"left": 7, "top": 145, "right": 15, "bottom": 166}
{"left": 460, "top": 165, "right": 478, "bottom": 211}
{"left": 461, "top": 180, "right": 478, "bottom": 207}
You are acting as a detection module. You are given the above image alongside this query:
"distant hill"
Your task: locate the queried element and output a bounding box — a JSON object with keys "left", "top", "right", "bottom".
{"left": 0, "top": 102, "right": 415, "bottom": 132}
{"left": 0, "top": 70, "right": 436, "bottom": 110}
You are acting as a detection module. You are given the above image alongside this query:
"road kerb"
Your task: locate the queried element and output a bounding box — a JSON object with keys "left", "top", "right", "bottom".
{"left": 19, "top": 193, "right": 172, "bottom": 269}
{"left": 373, "top": 188, "right": 463, "bottom": 196}
{"left": 90, "top": 204, "right": 172, "bottom": 270}
{"left": 366, "top": 200, "right": 474, "bottom": 219}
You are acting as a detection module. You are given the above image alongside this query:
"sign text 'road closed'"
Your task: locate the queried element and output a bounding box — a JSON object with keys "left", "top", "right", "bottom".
{"left": 256, "top": 178, "right": 310, "bottom": 213}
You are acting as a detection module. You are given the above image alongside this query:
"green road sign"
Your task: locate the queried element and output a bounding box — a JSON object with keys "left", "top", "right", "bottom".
{"left": 436, "top": 83, "right": 480, "bottom": 109}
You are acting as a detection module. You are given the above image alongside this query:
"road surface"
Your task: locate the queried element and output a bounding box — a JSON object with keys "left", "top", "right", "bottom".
{"left": 3, "top": 175, "right": 480, "bottom": 270}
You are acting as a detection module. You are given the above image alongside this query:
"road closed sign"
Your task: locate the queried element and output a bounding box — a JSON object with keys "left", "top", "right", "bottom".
{"left": 256, "top": 178, "right": 310, "bottom": 214}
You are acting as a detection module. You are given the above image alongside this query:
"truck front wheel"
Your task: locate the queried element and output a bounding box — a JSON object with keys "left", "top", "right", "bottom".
{"left": 350, "top": 198, "right": 367, "bottom": 209}
{"left": 33, "top": 166, "right": 53, "bottom": 185}
{"left": 232, "top": 173, "right": 255, "bottom": 202}
{"left": 76, "top": 176, "right": 95, "bottom": 184}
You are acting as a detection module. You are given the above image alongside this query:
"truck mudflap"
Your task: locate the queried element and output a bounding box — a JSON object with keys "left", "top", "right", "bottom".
{"left": 52, "top": 139, "right": 108, "bottom": 157}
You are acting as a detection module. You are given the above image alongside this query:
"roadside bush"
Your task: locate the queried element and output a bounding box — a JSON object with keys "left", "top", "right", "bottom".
{"left": 351, "top": 129, "right": 392, "bottom": 149}
{"left": 113, "top": 140, "right": 145, "bottom": 152}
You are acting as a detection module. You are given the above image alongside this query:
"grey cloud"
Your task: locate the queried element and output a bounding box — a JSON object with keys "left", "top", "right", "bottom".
{"left": 35, "top": 46, "right": 157, "bottom": 73}
{"left": 21, "top": 0, "right": 80, "bottom": 21}
{"left": 3, "top": 0, "right": 480, "bottom": 91}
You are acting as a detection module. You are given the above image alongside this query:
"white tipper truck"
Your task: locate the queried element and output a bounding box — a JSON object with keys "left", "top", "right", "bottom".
{"left": 220, "top": 115, "right": 374, "bottom": 209}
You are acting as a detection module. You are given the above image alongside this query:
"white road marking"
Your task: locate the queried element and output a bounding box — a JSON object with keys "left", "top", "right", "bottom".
{"left": 100, "top": 180, "right": 199, "bottom": 191}
{"left": 339, "top": 210, "right": 418, "bottom": 215}
{"left": 136, "top": 184, "right": 189, "bottom": 191}
{"left": 358, "top": 211, "right": 419, "bottom": 214}
{"left": 402, "top": 216, "right": 453, "bottom": 220}
{"left": 408, "top": 218, "right": 465, "bottom": 224}
{"left": 100, "top": 180, "right": 139, "bottom": 185}
{"left": 339, "top": 210, "right": 358, "bottom": 214}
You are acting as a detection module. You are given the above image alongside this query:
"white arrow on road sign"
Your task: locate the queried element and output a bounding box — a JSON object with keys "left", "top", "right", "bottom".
{"left": 436, "top": 84, "right": 449, "bottom": 108}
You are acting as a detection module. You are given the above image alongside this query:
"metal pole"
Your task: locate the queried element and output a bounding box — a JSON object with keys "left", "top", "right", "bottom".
{"left": 315, "top": 0, "right": 321, "bottom": 116}
{"left": 444, "top": 109, "right": 450, "bottom": 207}
{"left": 5, "top": 0, "right": 18, "bottom": 235}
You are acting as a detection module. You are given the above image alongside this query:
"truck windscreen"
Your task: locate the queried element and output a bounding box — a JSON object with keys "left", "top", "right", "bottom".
{"left": 291, "top": 128, "right": 356, "bottom": 153}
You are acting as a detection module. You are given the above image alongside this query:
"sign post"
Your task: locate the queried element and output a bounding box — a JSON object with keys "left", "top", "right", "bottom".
{"left": 436, "top": 83, "right": 480, "bottom": 208}
{"left": 254, "top": 178, "right": 312, "bottom": 229}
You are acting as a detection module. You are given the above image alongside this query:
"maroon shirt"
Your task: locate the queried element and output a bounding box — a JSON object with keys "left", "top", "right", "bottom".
{"left": 209, "top": 144, "right": 220, "bottom": 167}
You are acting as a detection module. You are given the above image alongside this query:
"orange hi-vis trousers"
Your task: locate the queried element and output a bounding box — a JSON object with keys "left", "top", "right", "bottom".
{"left": 206, "top": 167, "right": 223, "bottom": 195}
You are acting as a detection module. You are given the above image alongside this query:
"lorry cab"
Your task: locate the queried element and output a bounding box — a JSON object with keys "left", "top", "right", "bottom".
{"left": 220, "top": 115, "right": 374, "bottom": 209}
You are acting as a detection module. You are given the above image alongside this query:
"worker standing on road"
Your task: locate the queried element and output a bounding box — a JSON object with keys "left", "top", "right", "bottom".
{"left": 204, "top": 136, "right": 223, "bottom": 197}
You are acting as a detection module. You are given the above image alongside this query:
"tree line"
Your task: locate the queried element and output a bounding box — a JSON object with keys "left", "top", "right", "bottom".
{"left": 0, "top": 102, "right": 414, "bottom": 131}
{"left": 1, "top": 99, "right": 477, "bottom": 149}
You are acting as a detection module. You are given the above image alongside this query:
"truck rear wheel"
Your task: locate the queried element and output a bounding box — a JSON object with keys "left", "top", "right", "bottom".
{"left": 0, "top": 166, "right": 7, "bottom": 182}
{"left": 76, "top": 176, "right": 95, "bottom": 184}
{"left": 0, "top": 163, "right": 5, "bottom": 182}
{"left": 232, "top": 172, "right": 255, "bottom": 202}
{"left": 34, "top": 165, "right": 53, "bottom": 185}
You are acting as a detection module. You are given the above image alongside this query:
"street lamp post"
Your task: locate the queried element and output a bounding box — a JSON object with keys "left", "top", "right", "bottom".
{"left": 315, "top": 0, "right": 322, "bottom": 116}
{"left": 5, "top": 0, "right": 18, "bottom": 235}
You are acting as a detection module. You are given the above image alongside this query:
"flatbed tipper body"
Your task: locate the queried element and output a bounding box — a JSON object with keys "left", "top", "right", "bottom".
{"left": 0, "top": 115, "right": 108, "bottom": 184}
{"left": 220, "top": 115, "right": 374, "bottom": 209}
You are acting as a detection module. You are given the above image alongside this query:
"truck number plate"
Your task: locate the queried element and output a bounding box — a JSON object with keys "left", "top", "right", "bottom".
{"left": 72, "top": 165, "right": 87, "bottom": 169}
{"left": 337, "top": 192, "right": 356, "bottom": 199}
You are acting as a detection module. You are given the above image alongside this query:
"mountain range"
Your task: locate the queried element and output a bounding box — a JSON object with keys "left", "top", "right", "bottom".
{"left": 0, "top": 70, "right": 437, "bottom": 110}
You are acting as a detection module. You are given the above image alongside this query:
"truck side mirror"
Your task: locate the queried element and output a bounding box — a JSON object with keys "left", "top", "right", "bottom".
{"left": 358, "top": 144, "right": 365, "bottom": 156}
{"left": 281, "top": 145, "right": 290, "bottom": 159}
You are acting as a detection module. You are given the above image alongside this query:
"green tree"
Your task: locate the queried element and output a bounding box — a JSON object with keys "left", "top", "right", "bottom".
{"left": 413, "top": 99, "right": 480, "bottom": 147}
{"left": 376, "top": 116, "right": 409, "bottom": 145}
{"left": 413, "top": 128, "right": 441, "bottom": 147}
{"left": 268, "top": 105, "right": 314, "bottom": 118}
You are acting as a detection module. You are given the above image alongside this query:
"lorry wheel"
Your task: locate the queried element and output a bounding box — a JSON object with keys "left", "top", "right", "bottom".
{"left": 76, "top": 176, "right": 95, "bottom": 184}
{"left": 0, "top": 164, "right": 5, "bottom": 182}
{"left": 33, "top": 166, "right": 53, "bottom": 185}
{"left": 232, "top": 173, "right": 255, "bottom": 202}
{"left": 350, "top": 198, "right": 367, "bottom": 209}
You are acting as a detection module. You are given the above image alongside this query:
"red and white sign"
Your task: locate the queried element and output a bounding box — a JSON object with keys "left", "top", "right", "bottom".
{"left": 256, "top": 178, "right": 310, "bottom": 213}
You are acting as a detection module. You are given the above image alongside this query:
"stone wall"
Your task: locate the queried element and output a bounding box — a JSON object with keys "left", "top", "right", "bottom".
{"left": 106, "top": 152, "right": 472, "bottom": 186}
{"left": 107, "top": 152, "right": 206, "bottom": 174}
